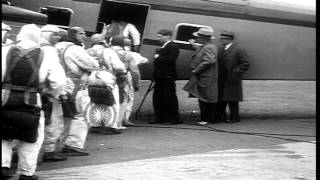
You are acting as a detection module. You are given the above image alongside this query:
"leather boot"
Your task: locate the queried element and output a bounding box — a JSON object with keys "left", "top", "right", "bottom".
{"left": 43, "top": 152, "right": 67, "bottom": 162}
{"left": 110, "top": 128, "right": 122, "bottom": 134}
{"left": 89, "top": 126, "right": 102, "bottom": 134}
{"left": 18, "top": 175, "right": 39, "bottom": 180}
{"left": 1, "top": 167, "right": 12, "bottom": 179}
{"left": 61, "top": 145, "right": 90, "bottom": 156}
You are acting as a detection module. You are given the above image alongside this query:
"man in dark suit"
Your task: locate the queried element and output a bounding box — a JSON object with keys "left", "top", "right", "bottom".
{"left": 217, "top": 31, "right": 250, "bottom": 123}
{"left": 151, "top": 29, "right": 181, "bottom": 125}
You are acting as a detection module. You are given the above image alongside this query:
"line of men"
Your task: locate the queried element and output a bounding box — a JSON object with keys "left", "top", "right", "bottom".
{"left": 1, "top": 22, "right": 249, "bottom": 179}
{"left": 151, "top": 27, "right": 250, "bottom": 126}
{"left": 1, "top": 23, "right": 147, "bottom": 180}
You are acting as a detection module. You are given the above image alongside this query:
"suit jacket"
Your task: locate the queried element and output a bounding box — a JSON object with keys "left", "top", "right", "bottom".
{"left": 218, "top": 42, "right": 250, "bottom": 101}
{"left": 183, "top": 41, "right": 218, "bottom": 103}
{"left": 153, "top": 41, "right": 179, "bottom": 79}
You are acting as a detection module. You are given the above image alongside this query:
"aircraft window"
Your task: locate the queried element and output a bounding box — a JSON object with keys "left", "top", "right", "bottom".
{"left": 40, "top": 6, "right": 73, "bottom": 27}
{"left": 173, "top": 23, "right": 212, "bottom": 44}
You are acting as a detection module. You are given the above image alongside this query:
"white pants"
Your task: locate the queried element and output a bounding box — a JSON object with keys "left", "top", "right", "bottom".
{"left": 117, "top": 73, "right": 134, "bottom": 127}
{"left": 2, "top": 112, "right": 45, "bottom": 176}
{"left": 43, "top": 89, "right": 92, "bottom": 151}
{"left": 108, "top": 85, "right": 120, "bottom": 128}
{"left": 42, "top": 99, "right": 69, "bottom": 152}
{"left": 63, "top": 89, "right": 91, "bottom": 149}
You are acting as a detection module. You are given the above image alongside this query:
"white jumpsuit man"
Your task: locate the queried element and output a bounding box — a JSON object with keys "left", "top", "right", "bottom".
{"left": 86, "top": 34, "right": 127, "bottom": 134}
{"left": 101, "top": 20, "right": 141, "bottom": 52}
{"left": 1, "top": 24, "right": 66, "bottom": 180}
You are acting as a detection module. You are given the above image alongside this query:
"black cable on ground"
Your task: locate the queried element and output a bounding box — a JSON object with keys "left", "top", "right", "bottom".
{"left": 199, "top": 124, "right": 316, "bottom": 144}
{"left": 131, "top": 124, "right": 316, "bottom": 144}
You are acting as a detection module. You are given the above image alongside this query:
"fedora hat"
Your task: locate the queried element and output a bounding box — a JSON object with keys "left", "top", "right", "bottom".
{"left": 193, "top": 27, "right": 214, "bottom": 38}
{"left": 220, "top": 31, "right": 235, "bottom": 39}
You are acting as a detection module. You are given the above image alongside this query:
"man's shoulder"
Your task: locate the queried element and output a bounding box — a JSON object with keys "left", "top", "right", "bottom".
{"left": 204, "top": 41, "right": 217, "bottom": 47}
{"left": 202, "top": 42, "right": 217, "bottom": 51}
{"left": 67, "top": 44, "right": 87, "bottom": 53}
{"left": 166, "top": 41, "right": 179, "bottom": 49}
{"left": 40, "top": 46, "right": 59, "bottom": 55}
{"left": 55, "top": 42, "right": 74, "bottom": 50}
{"left": 126, "top": 23, "right": 137, "bottom": 28}
{"left": 56, "top": 41, "right": 73, "bottom": 46}
{"left": 232, "top": 43, "right": 247, "bottom": 52}
{"left": 103, "top": 47, "right": 119, "bottom": 56}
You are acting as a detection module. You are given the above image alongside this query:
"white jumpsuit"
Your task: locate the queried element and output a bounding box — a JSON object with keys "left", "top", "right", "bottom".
{"left": 111, "top": 46, "right": 148, "bottom": 127}
{"left": 2, "top": 24, "right": 66, "bottom": 176}
{"left": 102, "top": 21, "right": 141, "bottom": 51}
{"left": 86, "top": 44, "right": 126, "bottom": 129}
{"left": 43, "top": 41, "right": 99, "bottom": 150}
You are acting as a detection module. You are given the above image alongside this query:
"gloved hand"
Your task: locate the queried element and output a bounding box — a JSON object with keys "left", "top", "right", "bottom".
{"left": 41, "top": 94, "right": 53, "bottom": 126}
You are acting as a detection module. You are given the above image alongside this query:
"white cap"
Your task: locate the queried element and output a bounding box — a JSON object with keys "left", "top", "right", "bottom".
{"left": 41, "top": 25, "right": 61, "bottom": 33}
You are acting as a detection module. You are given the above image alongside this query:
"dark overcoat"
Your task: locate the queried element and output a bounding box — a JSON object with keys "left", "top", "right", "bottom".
{"left": 183, "top": 41, "right": 218, "bottom": 103}
{"left": 218, "top": 42, "right": 250, "bottom": 101}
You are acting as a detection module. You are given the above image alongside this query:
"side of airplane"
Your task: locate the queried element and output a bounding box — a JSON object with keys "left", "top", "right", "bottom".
{"left": 3, "top": 0, "right": 316, "bottom": 80}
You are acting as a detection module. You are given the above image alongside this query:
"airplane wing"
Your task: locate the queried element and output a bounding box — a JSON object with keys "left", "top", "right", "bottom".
{"left": 2, "top": 4, "right": 47, "bottom": 25}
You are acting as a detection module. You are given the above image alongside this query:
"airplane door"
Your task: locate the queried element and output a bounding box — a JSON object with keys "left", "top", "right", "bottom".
{"left": 97, "top": 0, "right": 150, "bottom": 39}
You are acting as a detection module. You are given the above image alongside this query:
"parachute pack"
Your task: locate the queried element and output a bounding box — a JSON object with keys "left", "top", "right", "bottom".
{"left": 2, "top": 46, "right": 44, "bottom": 143}
{"left": 87, "top": 70, "right": 115, "bottom": 106}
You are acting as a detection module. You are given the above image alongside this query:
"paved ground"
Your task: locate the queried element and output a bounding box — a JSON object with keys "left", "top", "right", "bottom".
{"left": 7, "top": 80, "right": 317, "bottom": 180}
{"left": 37, "top": 141, "right": 316, "bottom": 180}
{"left": 133, "top": 80, "right": 316, "bottom": 121}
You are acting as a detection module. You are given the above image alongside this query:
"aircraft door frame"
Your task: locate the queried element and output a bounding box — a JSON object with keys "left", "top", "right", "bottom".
{"left": 96, "top": 0, "right": 150, "bottom": 40}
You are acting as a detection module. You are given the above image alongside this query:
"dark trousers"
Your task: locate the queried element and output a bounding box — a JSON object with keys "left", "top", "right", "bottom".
{"left": 153, "top": 78, "right": 180, "bottom": 123}
{"left": 217, "top": 101, "right": 240, "bottom": 121}
{"left": 198, "top": 100, "right": 218, "bottom": 122}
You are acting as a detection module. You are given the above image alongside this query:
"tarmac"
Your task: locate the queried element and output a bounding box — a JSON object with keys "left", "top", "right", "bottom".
{"left": 7, "top": 80, "right": 317, "bottom": 180}
{"left": 133, "top": 80, "right": 316, "bottom": 120}
{"left": 37, "top": 141, "right": 316, "bottom": 180}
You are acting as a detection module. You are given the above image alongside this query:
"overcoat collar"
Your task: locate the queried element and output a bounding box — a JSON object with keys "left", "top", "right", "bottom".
{"left": 223, "top": 42, "right": 236, "bottom": 56}
{"left": 192, "top": 41, "right": 211, "bottom": 57}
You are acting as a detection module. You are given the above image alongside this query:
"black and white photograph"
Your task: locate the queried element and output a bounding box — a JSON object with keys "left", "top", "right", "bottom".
{"left": 2, "top": 0, "right": 316, "bottom": 179}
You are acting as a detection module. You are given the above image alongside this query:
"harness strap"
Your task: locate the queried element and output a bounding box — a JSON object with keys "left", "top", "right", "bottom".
{"left": 69, "top": 78, "right": 82, "bottom": 101}
{"left": 4, "top": 47, "right": 36, "bottom": 84}
{"left": 2, "top": 84, "right": 39, "bottom": 92}
{"left": 24, "top": 48, "right": 44, "bottom": 105}
{"left": 60, "top": 43, "right": 75, "bottom": 76}
{"left": 26, "top": 48, "right": 43, "bottom": 87}
{"left": 114, "top": 49, "right": 130, "bottom": 74}
{"left": 2, "top": 46, "right": 44, "bottom": 106}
